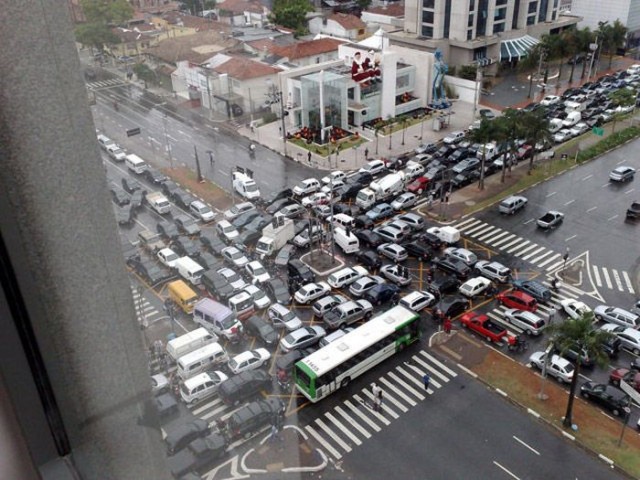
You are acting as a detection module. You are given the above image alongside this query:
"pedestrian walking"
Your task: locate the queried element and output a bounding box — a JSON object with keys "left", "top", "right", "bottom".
{"left": 307, "top": 150, "right": 312, "bottom": 163}
{"left": 364, "top": 147, "right": 369, "bottom": 159}
{"left": 376, "top": 389, "right": 384, "bottom": 411}
{"left": 371, "top": 383, "right": 382, "bottom": 411}
{"left": 423, "top": 373, "right": 431, "bottom": 392}
{"left": 269, "top": 423, "right": 279, "bottom": 443}
{"left": 444, "top": 317, "right": 452, "bottom": 334}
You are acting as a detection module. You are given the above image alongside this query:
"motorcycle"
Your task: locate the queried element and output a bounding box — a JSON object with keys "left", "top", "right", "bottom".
{"left": 507, "top": 335, "right": 528, "bottom": 353}
{"left": 550, "top": 278, "right": 562, "bottom": 291}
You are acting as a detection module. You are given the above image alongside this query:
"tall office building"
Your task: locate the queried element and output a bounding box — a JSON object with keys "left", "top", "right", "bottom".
{"left": 393, "top": 0, "right": 580, "bottom": 70}
{"left": 570, "top": 0, "right": 640, "bottom": 45}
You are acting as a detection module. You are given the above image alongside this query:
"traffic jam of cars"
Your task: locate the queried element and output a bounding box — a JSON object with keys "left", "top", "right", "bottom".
{"left": 103, "top": 67, "right": 640, "bottom": 477}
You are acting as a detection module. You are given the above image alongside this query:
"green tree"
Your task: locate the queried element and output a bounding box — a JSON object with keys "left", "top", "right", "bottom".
{"left": 270, "top": 0, "right": 313, "bottom": 36}
{"left": 74, "top": 0, "right": 133, "bottom": 51}
{"left": 181, "top": 0, "right": 217, "bottom": 15}
{"left": 467, "top": 119, "right": 498, "bottom": 190}
{"left": 521, "top": 110, "right": 551, "bottom": 173}
{"left": 608, "top": 88, "right": 635, "bottom": 132}
{"left": 133, "top": 63, "right": 156, "bottom": 88}
{"left": 518, "top": 43, "right": 545, "bottom": 99}
{"left": 356, "top": 0, "right": 372, "bottom": 10}
{"left": 493, "top": 109, "right": 526, "bottom": 183}
{"left": 545, "top": 313, "right": 613, "bottom": 428}
{"left": 598, "top": 20, "right": 628, "bottom": 69}
{"left": 566, "top": 27, "right": 594, "bottom": 82}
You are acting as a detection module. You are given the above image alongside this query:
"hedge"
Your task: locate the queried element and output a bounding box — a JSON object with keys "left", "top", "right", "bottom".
{"left": 576, "top": 125, "right": 640, "bottom": 163}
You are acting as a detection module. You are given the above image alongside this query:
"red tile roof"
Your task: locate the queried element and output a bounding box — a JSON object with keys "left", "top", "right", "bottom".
{"left": 271, "top": 38, "right": 346, "bottom": 60}
{"left": 365, "top": 4, "right": 405, "bottom": 17}
{"left": 328, "top": 13, "right": 366, "bottom": 30}
{"left": 212, "top": 57, "right": 281, "bottom": 79}
{"left": 217, "top": 0, "right": 265, "bottom": 15}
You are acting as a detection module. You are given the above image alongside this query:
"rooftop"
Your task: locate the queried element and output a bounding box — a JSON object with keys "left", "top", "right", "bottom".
{"left": 212, "top": 56, "right": 282, "bottom": 79}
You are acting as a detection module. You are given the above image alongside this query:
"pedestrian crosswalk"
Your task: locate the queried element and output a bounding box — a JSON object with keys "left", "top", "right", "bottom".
{"left": 87, "top": 78, "right": 126, "bottom": 90}
{"left": 453, "top": 217, "right": 635, "bottom": 294}
{"left": 131, "top": 285, "right": 164, "bottom": 328}
{"left": 184, "top": 349, "right": 457, "bottom": 461}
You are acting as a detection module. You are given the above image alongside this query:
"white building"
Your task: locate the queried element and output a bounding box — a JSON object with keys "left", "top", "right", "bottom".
{"left": 308, "top": 13, "right": 368, "bottom": 41}
{"left": 570, "top": 0, "right": 640, "bottom": 43}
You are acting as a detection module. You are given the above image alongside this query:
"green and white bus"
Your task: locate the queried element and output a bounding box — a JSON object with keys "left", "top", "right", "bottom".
{"left": 294, "top": 305, "right": 421, "bottom": 402}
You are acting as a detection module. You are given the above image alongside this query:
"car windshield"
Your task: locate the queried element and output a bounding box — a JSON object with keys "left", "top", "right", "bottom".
{"left": 246, "top": 184, "right": 258, "bottom": 192}
{"left": 221, "top": 317, "right": 237, "bottom": 329}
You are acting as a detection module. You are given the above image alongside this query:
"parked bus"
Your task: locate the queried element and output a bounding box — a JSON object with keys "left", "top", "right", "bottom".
{"left": 294, "top": 305, "right": 420, "bottom": 402}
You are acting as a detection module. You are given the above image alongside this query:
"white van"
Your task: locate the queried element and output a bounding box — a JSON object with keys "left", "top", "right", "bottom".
{"left": 97, "top": 134, "right": 114, "bottom": 150}
{"left": 177, "top": 342, "right": 228, "bottom": 380}
{"left": 562, "top": 111, "right": 581, "bottom": 128}
{"left": 564, "top": 100, "right": 586, "bottom": 113}
{"left": 125, "top": 154, "right": 147, "bottom": 174}
{"left": 330, "top": 213, "right": 355, "bottom": 230}
{"left": 548, "top": 118, "right": 563, "bottom": 133}
{"left": 403, "top": 161, "right": 424, "bottom": 181}
{"left": 175, "top": 256, "right": 205, "bottom": 285}
{"left": 180, "top": 371, "right": 228, "bottom": 404}
{"left": 232, "top": 172, "right": 261, "bottom": 200}
{"left": 327, "top": 266, "right": 368, "bottom": 289}
{"left": 166, "top": 327, "right": 217, "bottom": 361}
{"left": 334, "top": 226, "right": 359, "bottom": 254}
{"left": 193, "top": 298, "right": 242, "bottom": 342}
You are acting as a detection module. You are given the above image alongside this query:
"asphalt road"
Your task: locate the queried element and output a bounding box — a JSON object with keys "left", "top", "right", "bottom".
{"left": 343, "top": 364, "right": 624, "bottom": 480}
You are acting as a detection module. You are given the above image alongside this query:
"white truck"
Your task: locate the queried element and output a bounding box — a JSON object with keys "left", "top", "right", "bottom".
{"left": 145, "top": 191, "right": 171, "bottom": 215}
{"left": 426, "top": 226, "right": 460, "bottom": 244}
{"left": 232, "top": 172, "right": 261, "bottom": 200}
{"left": 355, "top": 172, "right": 405, "bottom": 209}
{"left": 255, "top": 218, "right": 295, "bottom": 258}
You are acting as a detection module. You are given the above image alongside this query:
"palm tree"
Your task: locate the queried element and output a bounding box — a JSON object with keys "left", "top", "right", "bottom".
{"left": 494, "top": 109, "right": 526, "bottom": 183}
{"left": 467, "top": 119, "right": 498, "bottom": 190}
{"left": 545, "top": 313, "right": 613, "bottom": 428}
{"left": 400, "top": 117, "right": 410, "bottom": 146}
{"left": 577, "top": 27, "right": 595, "bottom": 79}
{"left": 600, "top": 20, "right": 628, "bottom": 69}
{"left": 519, "top": 43, "right": 545, "bottom": 99}
{"left": 521, "top": 110, "right": 551, "bottom": 173}
{"left": 608, "top": 88, "right": 635, "bottom": 132}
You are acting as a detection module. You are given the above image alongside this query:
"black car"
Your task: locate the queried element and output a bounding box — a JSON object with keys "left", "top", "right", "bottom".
{"left": 448, "top": 148, "right": 470, "bottom": 163}
{"left": 354, "top": 214, "right": 375, "bottom": 229}
{"left": 110, "top": 183, "right": 130, "bottom": 206}
{"left": 200, "top": 230, "right": 226, "bottom": 256}
{"left": 261, "top": 188, "right": 293, "bottom": 207}
{"left": 627, "top": 201, "right": 640, "bottom": 220}
{"left": 451, "top": 170, "right": 480, "bottom": 189}
{"left": 356, "top": 229, "right": 384, "bottom": 248}
{"left": 332, "top": 203, "right": 354, "bottom": 215}
{"left": 266, "top": 198, "right": 292, "bottom": 215}
{"left": 168, "top": 432, "right": 227, "bottom": 478}
{"left": 264, "top": 278, "right": 292, "bottom": 304}
{"left": 129, "top": 190, "right": 144, "bottom": 209}
{"left": 363, "top": 283, "right": 401, "bottom": 306}
{"left": 121, "top": 176, "right": 143, "bottom": 193}
{"left": 161, "top": 179, "right": 180, "bottom": 198}
{"left": 232, "top": 211, "right": 260, "bottom": 229}
{"left": 402, "top": 241, "right": 432, "bottom": 262}
{"left": 144, "top": 167, "right": 168, "bottom": 185}
{"left": 174, "top": 214, "right": 201, "bottom": 236}
{"left": 244, "top": 315, "right": 278, "bottom": 346}
{"left": 245, "top": 214, "right": 272, "bottom": 232}
{"left": 172, "top": 236, "right": 201, "bottom": 258}
{"left": 436, "top": 297, "right": 470, "bottom": 318}
{"left": 337, "top": 183, "right": 363, "bottom": 200}
{"left": 164, "top": 419, "right": 210, "bottom": 455}
{"left": 580, "top": 382, "right": 630, "bottom": 417}
{"left": 115, "top": 204, "right": 135, "bottom": 226}
{"left": 201, "top": 271, "right": 234, "bottom": 302}
{"left": 288, "top": 258, "right": 315, "bottom": 283}
{"left": 356, "top": 250, "right": 382, "bottom": 270}
{"left": 236, "top": 228, "right": 261, "bottom": 248}
{"left": 173, "top": 190, "right": 197, "bottom": 210}
{"left": 347, "top": 171, "right": 373, "bottom": 185}
{"left": 218, "top": 371, "right": 274, "bottom": 407}
{"left": 196, "top": 252, "right": 223, "bottom": 271}
{"left": 426, "top": 275, "right": 460, "bottom": 299}
{"left": 434, "top": 257, "right": 470, "bottom": 278}
{"left": 128, "top": 256, "right": 172, "bottom": 285}
{"left": 157, "top": 220, "right": 180, "bottom": 240}
{"left": 226, "top": 398, "right": 284, "bottom": 440}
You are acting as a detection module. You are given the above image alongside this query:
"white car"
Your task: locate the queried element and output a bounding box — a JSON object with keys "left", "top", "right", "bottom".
{"left": 221, "top": 246, "right": 249, "bottom": 268}
{"left": 458, "top": 277, "right": 491, "bottom": 298}
{"left": 267, "top": 304, "right": 302, "bottom": 331}
{"left": 243, "top": 284, "right": 271, "bottom": 310}
{"left": 217, "top": 267, "right": 247, "bottom": 291}
{"left": 559, "top": 298, "right": 592, "bottom": 320}
{"left": 399, "top": 290, "right": 436, "bottom": 311}
{"left": 615, "top": 328, "right": 640, "bottom": 355}
{"left": 294, "top": 282, "right": 331, "bottom": 304}
{"left": 321, "top": 171, "right": 346, "bottom": 184}
{"left": 106, "top": 144, "right": 127, "bottom": 161}
{"left": 609, "top": 166, "right": 636, "bottom": 182}
{"left": 223, "top": 202, "right": 256, "bottom": 221}
{"left": 245, "top": 260, "right": 271, "bottom": 284}
{"left": 443, "top": 131, "right": 465, "bottom": 144}
{"left": 157, "top": 247, "right": 180, "bottom": 268}
{"left": 359, "top": 159, "right": 386, "bottom": 176}
{"left": 293, "top": 178, "right": 321, "bottom": 197}
{"left": 569, "top": 122, "right": 589, "bottom": 137}
{"left": 190, "top": 200, "right": 216, "bottom": 223}
{"left": 312, "top": 294, "right": 348, "bottom": 318}
{"left": 227, "top": 349, "right": 271, "bottom": 375}
{"left": 529, "top": 352, "right": 574, "bottom": 384}
{"left": 553, "top": 129, "right": 573, "bottom": 143}
{"left": 391, "top": 192, "right": 417, "bottom": 211}
{"left": 540, "top": 95, "right": 561, "bottom": 106}
{"left": 349, "top": 275, "right": 385, "bottom": 297}
{"left": 444, "top": 247, "right": 477, "bottom": 266}
{"left": 301, "top": 192, "right": 330, "bottom": 207}
{"left": 320, "top": 180, "right": 345, "bottom": 195}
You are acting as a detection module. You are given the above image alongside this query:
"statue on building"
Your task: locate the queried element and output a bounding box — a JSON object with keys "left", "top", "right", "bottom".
{"left": 431, "top": 48, "right": 450, "bottom": 109}
{"left": 351, "top": 51, "right": 381, "bottom": 87}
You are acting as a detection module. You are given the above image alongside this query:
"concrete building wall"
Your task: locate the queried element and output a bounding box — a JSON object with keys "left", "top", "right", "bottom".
{"left": 443, "top": 75, "right": 477, "bottom": 103}
{"left": 571, "top": 0, "right": 632, "bottom": 30}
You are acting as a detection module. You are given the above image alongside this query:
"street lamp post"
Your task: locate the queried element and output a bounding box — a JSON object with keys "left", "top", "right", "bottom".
{"left": 194, "top": 145, "right": 204, "bottom": 182}
{"left": 162, "top": 114, "right": 173, "bottom": 168}
{"left": 388, "top": 124, "right": 393, "bottom": 150}
{"left": 401, "top": 120, "right": 407, "bottom": 146}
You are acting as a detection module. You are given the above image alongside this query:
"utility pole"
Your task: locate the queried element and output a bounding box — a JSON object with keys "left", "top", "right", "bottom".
{"left": 163, "top": 114, "right": 173, "bottom": 168}
{"left": 279, "top": 91, "right": 288, "bottom": 157}
{"left": 194, "top": 145, "right": 204, "bottom": 182}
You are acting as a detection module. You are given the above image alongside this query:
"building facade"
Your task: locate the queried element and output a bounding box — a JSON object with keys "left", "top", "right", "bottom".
{"left": 394, "top": 0, "right": 580, "bottom": 70}
{"left": 571, "top": 0, "right": 640, "bottom": 42}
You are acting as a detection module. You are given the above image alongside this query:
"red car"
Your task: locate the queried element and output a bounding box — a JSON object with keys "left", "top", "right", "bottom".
{"left": 407, "top": 176, "right": 430, "bottom": 195}
{"left": 496, "top": 290, "right": 537, "bottom": 312}
{"left": 609, "top": 368, "right": 640, "bottom": 392}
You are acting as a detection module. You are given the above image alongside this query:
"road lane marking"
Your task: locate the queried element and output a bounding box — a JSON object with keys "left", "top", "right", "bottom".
{"left": 612, "top": 269, "right": 624, "bottom": 291}
{"left": 505, "top": 239, "right": 528, "bottom": 253}
{"left": 377, "top": 377, "right": 412, "bottom": 410}
{"left": 387, "top": 370, "right": 425, "bottom": 399}
{"left": 305, "top": 425, "right": 341, "bottom": 459}
{"left": 218, "top": 170, "right": 229, "bottom": 176}
{"left": 592, "top": 266, "right": 602, "bottom": 287}
{"left": 357, "top": 393, "right": 392, "bottom": 423}
{"left": 586, "top": 206, "right": 597, "bottom": 213}
{"left": 607, "top": 214, "right": 618, "bottom": 221}
{"left": 601, "top": 183, "right": 609, "bottom": 188}
{"left": 497, "top": 237, "right": 522, "bottom": 250}
{"left": 335, "top": 406, "right": 371, "bottom": 439}
{"left": 344, "top": 400, "right": 381, "bottom": 432}
{"left": 523, "top": 218, "right": 535, "bottom": 225}
{"left": 582, "top": 174, "right": 593, "bottom": 181}
{"left": 601, "top": 267, "right": 613, "bottom": 289}
{"left": 315, "top": 418, "right": 351, "bottom": 453}
{"left": 361, "top": 390, "right": 398, "bottom": 419}
{"left": 623, "top": 271, "right": 635, "bottom": 294}
{"left": 396, "top": 365, "right": 430, "bottom": 392}
{"left": 493, "top": 461, "right": 521, "bottom": 479}
{"left": 546, "top": 191, "right": 557, "bottom": 198}
{"left": 482, "top": 230, "right": 511, "bottom": 244}
{"left": 419, "top": 351, "right": 458, "bottom": 377}
{"left": 564, "top": 199, "right": 575, "bottom": 206}
{"left": 464, "top": 223, "right": 490, "bottom": 235}
{"left": 537, "top": 253, "right": 560, "bottom": 267}
{"left": 477, "top": 227, "right": 502, "bottom": 242}
{"left": 513, "top": 435, "right": 540, "bottom": 455}
{"left": 528, "top": 249, "right": 554, "bottom": 264}
{"left": 511, "top": 243, "right": 537, "bottom": 256}
{"left": 454, "top": 218, "right": 481, "bottom": 229}
{"left": 325, "top": 412, "right": 361, "bottom": 446}
{"left": 624, "top": 188, "right": 635, "bottom": 194}
{"left": 469, "top": 225, "right": 496, "bottom": 237}
{"left": 564, "top": 235, "right": 577, "bottom": 242}
{"left": 521, "top": 246, "right": 545, "bottom": 261}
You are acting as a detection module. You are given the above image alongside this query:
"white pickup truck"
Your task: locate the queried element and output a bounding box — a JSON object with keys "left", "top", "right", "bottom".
{"left": 145, "top": 191, "right": 171, "bottom": 215}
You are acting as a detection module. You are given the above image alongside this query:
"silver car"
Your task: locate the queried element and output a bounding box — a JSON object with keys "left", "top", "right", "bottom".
{"left": 594, "top": 305, "right": 640, "bottom": 329}
{"left": 280, "top": 326, "right": 326, "bottom": 353}
{"left": 377, "top": 243, "right": 408, "bottom": 262}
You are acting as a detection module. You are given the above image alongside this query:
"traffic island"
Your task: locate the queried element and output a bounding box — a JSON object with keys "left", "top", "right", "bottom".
{"left": 241, "top": 425, "right": 327, "bottom": 474}
{"left": 301, "top": 249, "right": 345, "bottom": 276}
{"left": 436, "top": 340, "right": 640, "bottom": 477}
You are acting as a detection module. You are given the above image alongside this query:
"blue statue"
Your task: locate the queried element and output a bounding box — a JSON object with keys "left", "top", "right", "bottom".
{"left": 431, "top": 49, "right": 450, "bottom": 109}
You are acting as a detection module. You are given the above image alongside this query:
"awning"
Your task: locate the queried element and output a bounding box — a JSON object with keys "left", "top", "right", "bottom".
{"left": 500, "top": 35, "right": 539, "bottom": 62}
